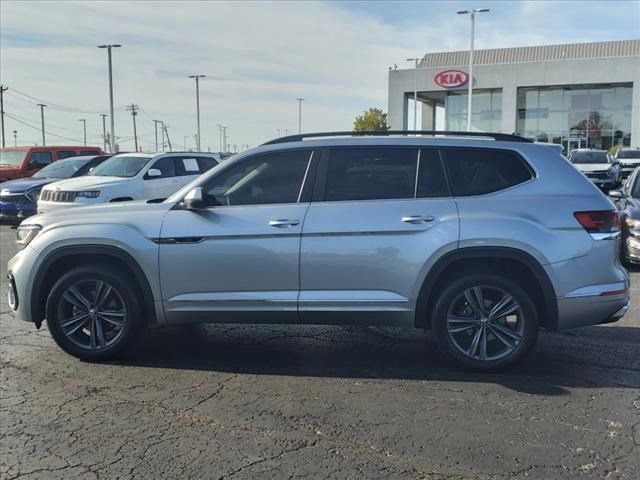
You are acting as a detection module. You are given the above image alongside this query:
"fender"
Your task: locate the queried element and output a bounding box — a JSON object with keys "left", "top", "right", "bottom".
{"left": 415, "top": 246, "right": 558, "bottom": 330}
{"left": 31, "top": 244, "right": 157, "bottom": 328}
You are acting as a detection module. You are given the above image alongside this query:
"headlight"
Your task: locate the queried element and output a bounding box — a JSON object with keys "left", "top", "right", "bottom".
{"left": 16, "top": 224, "right": 42, "bottom": 248}
{"left": 625, "top": 218, "right": 640, "bottom": 230}
{"left": 75, "top": 190, "right": 100, "bottom": 199}
{"left": 24, "top": 189, "right": 41, "bottom": 203}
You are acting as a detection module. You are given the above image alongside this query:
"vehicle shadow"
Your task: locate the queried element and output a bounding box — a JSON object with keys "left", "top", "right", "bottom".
{"left": 113, "top": 323, "right": 640, "bottom": 396}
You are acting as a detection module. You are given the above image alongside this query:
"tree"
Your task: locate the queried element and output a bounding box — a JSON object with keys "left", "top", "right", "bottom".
{"left": 354, "top": 108, "right": 390, "bottom": 132}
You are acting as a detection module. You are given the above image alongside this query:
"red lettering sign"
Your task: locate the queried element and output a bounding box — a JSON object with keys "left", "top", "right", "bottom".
{"left": 434, "top": 70, "right": 469, "bottom": 88}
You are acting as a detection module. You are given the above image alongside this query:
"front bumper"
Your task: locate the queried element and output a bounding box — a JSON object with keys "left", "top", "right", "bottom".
{"left": 625, "top": 236, "right": 640, "bottom": 263}
{"left": 0, "top": 200, "right": 37, "bottom": 221}
{"left": 6, "top": 246, "right": 40, "bottom": 323}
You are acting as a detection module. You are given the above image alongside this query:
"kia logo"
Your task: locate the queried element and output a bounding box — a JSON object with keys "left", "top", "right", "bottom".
{"left": 434, "top": 69, "right": 469, "bottom": 88}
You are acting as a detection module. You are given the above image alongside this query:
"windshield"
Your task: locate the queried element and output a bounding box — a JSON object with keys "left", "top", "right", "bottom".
{"left": 617, "top": 150, "right": 640, "bottom": 160}
{"left": 32, "top": 158, "right": 91, "bottom": 179}
{"left": 570, "top": 151, "right": 610, "bottom": 164}
{"left": 89, "top": 155, "right": 150, "bottom": 177}
{"left": 0, "top": 150, "right": 27, "bottom": 166}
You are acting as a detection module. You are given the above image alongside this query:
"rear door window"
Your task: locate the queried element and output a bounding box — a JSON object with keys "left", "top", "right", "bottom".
{"left": 442, "top": 148, "right": 533, "bottom": 196}
{"left": 324, "top": 147, "right": 418, "bottom": 201}
{"left": 197, "top": 156, "right": 218, "bottom": 173}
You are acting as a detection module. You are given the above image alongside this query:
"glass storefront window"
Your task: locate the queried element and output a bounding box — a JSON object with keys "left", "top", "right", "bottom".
{"left": 445, "top": 89, "right": 502, "bottom": 132}
{"left": 516, "top": 84, "right": 633, "bottom": 153}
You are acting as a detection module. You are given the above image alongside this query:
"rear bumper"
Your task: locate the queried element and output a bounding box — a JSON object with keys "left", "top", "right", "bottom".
{"left": 556, "top": 283, "right": 630, "bottom": 329}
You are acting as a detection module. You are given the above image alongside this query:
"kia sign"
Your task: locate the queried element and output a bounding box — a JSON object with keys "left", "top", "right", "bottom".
{"left": 434, "top": 70, "right": 469, "bottom": 88}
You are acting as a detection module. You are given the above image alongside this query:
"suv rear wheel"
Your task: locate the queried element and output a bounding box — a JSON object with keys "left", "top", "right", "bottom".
{"left": 431, "top": 273, "right": 539, "bottom": 370}
{"left": 46, "top": 264, "right": 143, "bottom": 360}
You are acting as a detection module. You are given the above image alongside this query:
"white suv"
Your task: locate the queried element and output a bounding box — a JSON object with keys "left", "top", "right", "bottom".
{"left": 37, "top": 152, "right": 220, "bottom": 213}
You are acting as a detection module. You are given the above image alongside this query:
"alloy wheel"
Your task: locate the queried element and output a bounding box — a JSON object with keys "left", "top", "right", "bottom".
{"left": 56, "top": 279, "right": 127, "bottom": 351}
{"left": 446, "top": 285, "right": 525, "bottom": 362}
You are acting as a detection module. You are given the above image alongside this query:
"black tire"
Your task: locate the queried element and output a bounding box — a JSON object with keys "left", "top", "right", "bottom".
{"left": 431, "top": 273, "right": 539, "bottom": 371}
{"left": 46, "top": 264, "right": 144, "bottom": 361}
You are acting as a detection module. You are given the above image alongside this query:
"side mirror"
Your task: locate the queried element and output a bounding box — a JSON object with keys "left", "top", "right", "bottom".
{"left": 146, "top": 168, "right": 162, "bottom": 178}
{"left": 609, "top": 190, "right": 624, "bottom": 199}
{"left": 183, "top": 187, "right": 205, "bottom": 210}
{"left": 88, "top": 167, "right": 95, "bottom": 172}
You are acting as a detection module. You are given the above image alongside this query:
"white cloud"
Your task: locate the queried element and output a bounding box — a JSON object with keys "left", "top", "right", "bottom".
{"left": 1, "top": 0, "right": 637, "bottom": 150}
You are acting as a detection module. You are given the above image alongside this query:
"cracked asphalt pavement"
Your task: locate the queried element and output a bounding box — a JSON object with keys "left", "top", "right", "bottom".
{"left": 0, "top": 224, "right": 638, "bottom": 479}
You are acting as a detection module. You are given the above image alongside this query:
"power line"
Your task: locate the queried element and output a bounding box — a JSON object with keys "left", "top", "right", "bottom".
{"left": 4, "top": 112, "right": 87, "bottom": 143}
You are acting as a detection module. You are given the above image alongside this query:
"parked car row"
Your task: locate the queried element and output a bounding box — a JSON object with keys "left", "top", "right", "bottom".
{"left": 7, "top": 131, "right": 630, "bottom": 371}
{"left": 0, "top": 155, "right": 112, "bottom": 221}
{"left": 0, "top": 151, "right": 221, "bottom": 221}
{"left": 0, "top": 146, "right": 103, "bottom": 182}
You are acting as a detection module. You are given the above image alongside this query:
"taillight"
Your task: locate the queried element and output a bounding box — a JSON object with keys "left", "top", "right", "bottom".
{"left": 574, "top": 210, "right": 620, "bottom": 233}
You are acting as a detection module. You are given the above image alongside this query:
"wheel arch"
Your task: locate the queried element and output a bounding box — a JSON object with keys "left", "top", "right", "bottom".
{"left": 31, "top": 245, "right": 157, "bottom": 328}
{"left": 415, "top": 247, "right": 558, "bottom": 331}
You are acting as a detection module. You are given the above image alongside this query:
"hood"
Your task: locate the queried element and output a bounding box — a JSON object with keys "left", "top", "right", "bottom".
{"left": 19, "top": 200, "right": 174, "bottom": 252}
{"left": 41, "top": 175, "right": 131, "bottom": 191}
{"left": 574, "top": 163, "right": 612, "bottom": 172}
{"left": 0, "top": 177, "right": 57, "bottom": 193}
{"left": 619, "top": 158, "right": 640, "bottom": 165}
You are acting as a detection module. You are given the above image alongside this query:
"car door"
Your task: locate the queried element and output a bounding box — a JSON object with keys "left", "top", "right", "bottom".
{"left": 159, "top": 148, "right": 315, "bottom": 324}
{"left": 299, "top": 146, "right": 459, "bottom": 326}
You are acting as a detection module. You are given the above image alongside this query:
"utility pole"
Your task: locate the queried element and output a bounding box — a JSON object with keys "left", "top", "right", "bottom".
{"left": 163, "top": 124, "right": 172, "bottom": 151}
{"left": 221, "top": 126, "right": 228, "bottom": 152}
{"left": 100, "top": 114, "right": 108, "bottom": 152}
{"left": 284, "top": 128, "right": 289, "bottom": 136}
{"left": 296, "top": 98, "right": 304, "bottom": 133}
{"left": 37, "top": 104, "right": 46, "bottom": 146}
{"left": 406, "top": 58, "right": 420, "bottom": 131}
{"left": 184, "top": 135, "right": 189, "bottom": 150}
{"left": 276, "top": 128, "right": 281, "bottom": 137}
{"left": 13, "top": 130, "right": 17, "bottom": 147}
{"left": 126, "top": 104, "right": 139, "bottom": 152}
{"left": 0, "top": 84, "right": 7, "bottom": 148}
{"left": 153, "top": 120, "right": 162, "bottom": 151}
{"left": 217, "top": 124, "right": 224, "bottom": 153}
{"left": 97, "top": 44, "right": 122, "bottom": 153}
{"left": 189, "top": 74, "right": 205, "bottom": 151}
{"left": 193, "top": 134, "right": 198, "bottom": 150}
{"left": 78, "top": 119, "right": 87, "bottom": 146}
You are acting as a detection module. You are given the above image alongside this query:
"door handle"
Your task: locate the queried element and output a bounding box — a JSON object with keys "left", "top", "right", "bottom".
{"left": 268, "top": 219, "right": 300, "bottom": 228}
{"left": 402, "top": 215, "right": 435, "bottom": 224}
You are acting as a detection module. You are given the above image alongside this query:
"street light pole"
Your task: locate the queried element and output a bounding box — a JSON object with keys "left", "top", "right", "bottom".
{"left": 406, "top": 58, "right": 420, "bottom": 131}
{"left": 153, "top": 120, "right": 162, "bottom": 151}
{"left": 457, "top": 8, "right": 489, "bottom": 132}
{"left": 221, "top": 126, "right": 228, "bottom": 152}
{"left": 98, "top": 44, "right": 122, "bottom": 152}
{"left": 189, "top": 74, "right": 206, "bottom": 151}
{"left": 100, "top": 114, "right": 108, "bottom": 152}
{"left": 78, "top": 119, "right": 87, "bottom": 146}
{"left": 37, "top": 104, "right": 46, "bottom": 146}
{"left": 296, "top": 98, "right": 304, "bottom": 133}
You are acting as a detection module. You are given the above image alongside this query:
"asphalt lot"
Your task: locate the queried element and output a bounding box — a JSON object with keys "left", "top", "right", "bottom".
{"left": 0, "top": 224, "right": 638, "bottom": 480}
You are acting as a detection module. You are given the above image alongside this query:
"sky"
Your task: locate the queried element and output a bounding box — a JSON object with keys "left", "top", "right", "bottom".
{"left": 1, "top": 0, "right": 639, "bottom": 152}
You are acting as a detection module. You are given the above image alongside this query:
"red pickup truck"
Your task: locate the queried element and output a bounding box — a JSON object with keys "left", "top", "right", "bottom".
{"left": 0, "top": 146, "right": 103, "bottom": 182}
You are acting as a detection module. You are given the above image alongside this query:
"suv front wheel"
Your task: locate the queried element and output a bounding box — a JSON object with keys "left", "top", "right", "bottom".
{"left": 46, "top": 264, "right": 144, "bottom": 361}
{"left": 431, "top": 273, "right": 539, "bottom": 370}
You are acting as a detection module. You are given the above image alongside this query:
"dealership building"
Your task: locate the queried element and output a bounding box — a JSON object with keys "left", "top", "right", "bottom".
{"left": 388, "top": 39, "right": 640, "bottom": 151}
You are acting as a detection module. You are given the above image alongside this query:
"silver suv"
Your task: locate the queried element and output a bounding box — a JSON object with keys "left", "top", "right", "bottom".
{"left": 7, "top": 132, "right": 630, "bottom": 370}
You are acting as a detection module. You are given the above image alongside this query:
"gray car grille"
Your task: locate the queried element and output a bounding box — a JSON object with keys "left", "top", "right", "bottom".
{"left": 40, "top": 190, "right": 77, "bottom": 202}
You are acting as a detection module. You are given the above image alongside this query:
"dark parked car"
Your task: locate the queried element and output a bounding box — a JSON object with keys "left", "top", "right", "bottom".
{"left": 610, "top": 167, "right": 640, "bottom": 266}
{"left": 615, "top": 148, "right": 640, "bottom": 180}
{"left": 0, "top": 155, "right": 111, "bottom": 222}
